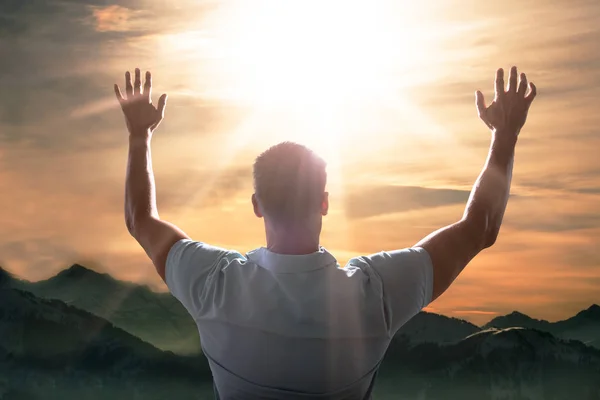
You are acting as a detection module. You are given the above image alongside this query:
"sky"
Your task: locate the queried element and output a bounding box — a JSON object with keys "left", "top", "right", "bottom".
{"left": 1, "top": 0, "right": 599, "bottom": 326}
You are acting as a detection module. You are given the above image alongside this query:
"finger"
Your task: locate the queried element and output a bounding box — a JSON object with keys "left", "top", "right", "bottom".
{"left": 508, "top": 66, "right": 518, "bottom": 94}
{"left": 517, "top": 73, "right": 528, "bottom": 97}
{"left": 114, "top": 84, "right": 125, "bottom": 106}
{"left": 144, "top": 71, "right": 152, "bottom": 102}
{"left": 157, "top": 93, "right": 168, "bottom": 117}
{"left": 134, "top": 68, "right": 142, "bottom": 96}
{"left": 475, "top": 91, "right": 493, "bottom": 129}
{"left": 525, "top": 82, "right": 537, "bottom": 106}
{"left": 125, "top": 71, "right": 133, "bottom": 98}
{"left": 475, "top": 90, "right": 486, "bottom": 115}
{"left": 494, "top": 68, "right": 505, "bottom": 101}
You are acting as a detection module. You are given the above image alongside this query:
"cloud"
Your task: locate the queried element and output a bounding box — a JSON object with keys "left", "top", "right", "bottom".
{"left": 502, "top": 193, "right": 600, "bottom": 233}
{"left": 91, "top": 5, "right": 137, "bottom": 32}
{"left": 156, "top": 166, "right": 252, "bottom": 212}
{"left": 344, "top": 185, "right": 471, "bottom": 219}
{"left": 0, "top": 0, "right": 63, "bottom": 37}
{"left": 450, "top": 310, "right": 499, "bottom": 316}
{"left": 1, "top": 0, "right": 600, "bottom": 325}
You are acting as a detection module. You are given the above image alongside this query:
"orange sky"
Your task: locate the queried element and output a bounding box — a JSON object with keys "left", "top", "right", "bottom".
{"left": 0, "top": 0, "right": 599, "bottom": 326}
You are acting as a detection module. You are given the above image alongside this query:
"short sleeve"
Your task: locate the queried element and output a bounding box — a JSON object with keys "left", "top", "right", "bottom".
{"left": 362, "top": 247, "right": 433, "bottom": 336}
{"left": 165, "top": 239, "right": 241, "bottom": 318}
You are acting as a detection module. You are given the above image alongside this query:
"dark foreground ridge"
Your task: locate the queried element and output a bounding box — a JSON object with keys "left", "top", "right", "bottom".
{"left": 1, "top": 265, "right": 599, "bottom": 398}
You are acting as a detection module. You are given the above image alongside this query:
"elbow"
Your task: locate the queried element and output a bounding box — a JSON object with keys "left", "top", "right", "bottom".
{"left": 483, "top": 228, "right": 499, "bottom": 249}
{"left": 125, "top": 214, "right": 156, "bottom": 238}
{"left": 462, "top": 213, "right": 500, "bottom": 251}
{"left": 125, "top": 212, "right": 142, "bottom": 237}
{"left": 125, "top": 216, "right": 136, "bottom": 236}
{"left": 482, "top": 217, "right": 502, "bottom": 249}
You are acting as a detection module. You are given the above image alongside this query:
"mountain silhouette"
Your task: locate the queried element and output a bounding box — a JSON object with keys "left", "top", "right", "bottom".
{"left": 485, "top": 305, "right": 600, "bottom": 349}
{"left": 572, "top": 304, "right": 600, "bottom": 320}
{"left": 54, "top": 263, "right": 96, "bottom": 279}
{"left": 1, "top": 264, "right": 599, "bottom": 399}
{"left": 14, "top": 265, "right": 201, "bottom": 355}
{"left": 484, "top": 310, "right": 554, "bottom": 331}
{"left": 0, "top": 286, "right": 213, "bottom": 399}
{"left": 375, "top": 327, "right": 600, "bottom": 399}
{"left": 395, "top": 311, "right": 481, "bottom": 346}
{"left": 0, "top": 266, "right": 12, "bottom": 287}
{"left": 24, "top": 265, "right": 484, "bottom": 353}
{"left": 9, "top": 264, "right": 600, "bottom": 353}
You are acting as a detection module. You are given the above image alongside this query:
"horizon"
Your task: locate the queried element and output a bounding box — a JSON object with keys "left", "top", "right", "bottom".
{"left": 1, "top": 0, "right": 599, "bottom": 327}
{"left": 1, "top": 262, "right": 598, "bottom": 327}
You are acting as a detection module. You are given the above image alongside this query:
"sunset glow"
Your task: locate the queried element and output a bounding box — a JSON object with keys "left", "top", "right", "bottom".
{"left": 210, "top": 1, "right": 426, "bottom": 106}
{"left": 158, "top": 0, "right": 447, "bottom": 156}
{"left": 1, "top": 0, "right": 599, "bottom": 326}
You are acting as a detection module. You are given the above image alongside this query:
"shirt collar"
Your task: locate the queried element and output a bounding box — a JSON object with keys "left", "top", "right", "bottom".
{"left": 245, "top": 246, "right": 338, "bottom": 273}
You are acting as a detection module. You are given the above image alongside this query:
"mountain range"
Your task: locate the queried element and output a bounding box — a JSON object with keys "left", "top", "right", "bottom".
{"left": 3, "top": 264, "right": 599, "bottom": 352}
{"left": 484, "top": 306, "right": 600, "bottom": 349}
{"left": 0, "top": 270, "right": 214, "bottom": 399}
{"left": 1, "top": 264, "right": 599, "bottom": 399}
{"left": 4, "top": 264, "right": 201, "bottom": 355}
{"left": 376, "top": 326, "right": 600, "bottom": 399}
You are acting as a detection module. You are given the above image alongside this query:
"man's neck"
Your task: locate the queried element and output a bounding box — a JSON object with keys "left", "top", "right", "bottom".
{"left": 266, "top": 240, "right": 320, "bottom": 255}
{"left": 265, "top": 223, "right": 321, "bottom": 255}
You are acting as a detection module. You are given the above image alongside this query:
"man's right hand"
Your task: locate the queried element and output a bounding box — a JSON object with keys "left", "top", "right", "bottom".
{"left": 476, "top": 66, "right": 537, "bottom": 138}
{"left": 413, "top": 66, "right": 538, "bottom": 304}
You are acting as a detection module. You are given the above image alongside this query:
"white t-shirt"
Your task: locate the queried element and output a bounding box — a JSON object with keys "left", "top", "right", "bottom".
{"left": 166, "top": 239, "right": 433, "bottom": 400}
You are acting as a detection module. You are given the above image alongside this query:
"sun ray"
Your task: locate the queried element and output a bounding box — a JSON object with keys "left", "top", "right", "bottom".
{"left": 173, "top": 110, "right": 263, "bottom": 220}
{"left": 153, "top": 0, "right": 456, "bottom": 244}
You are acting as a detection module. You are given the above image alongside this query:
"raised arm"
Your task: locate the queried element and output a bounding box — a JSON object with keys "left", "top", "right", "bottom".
{"left": 416, "top": 66, "right": 537, "bottom": 303}
{"left": 114, "top": 68, "right": 189, "bottom": 282}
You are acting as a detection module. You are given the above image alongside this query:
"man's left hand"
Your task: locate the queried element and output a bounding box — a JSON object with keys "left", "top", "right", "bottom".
{"left": 114, "top": 68, "right": 167, "bottom": 138}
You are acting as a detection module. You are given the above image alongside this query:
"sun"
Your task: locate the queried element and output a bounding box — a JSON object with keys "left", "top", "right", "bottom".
{"left": 158, "top": 0, "right": 442, "bottom": 163}
{"left": 210, "top": 0, "right": 427, "bottom": 108}
{"left": 154, "top": 0, "right": 453, "bottom": 230}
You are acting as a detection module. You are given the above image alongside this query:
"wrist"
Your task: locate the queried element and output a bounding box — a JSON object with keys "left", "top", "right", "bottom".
{"left": 489, "top": 131, "right": 517, "bottom": 166}
{"left": 129, "top": 130, "right": 152, "bottom": 145}
{"left": 491, "top": 129, "right": 518, "bottom": 147}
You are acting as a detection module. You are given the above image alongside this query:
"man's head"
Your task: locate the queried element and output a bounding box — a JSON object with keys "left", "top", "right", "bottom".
{"left": 252, "top": 142, "right": 328, "bottom": 230}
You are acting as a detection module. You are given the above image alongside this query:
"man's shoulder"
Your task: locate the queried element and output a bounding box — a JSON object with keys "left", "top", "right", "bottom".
{"left": 169, "top": 239, "right": 247, "bottom": 267}
{"left": 341, "top": 248, "right": 431, "bottom": 277}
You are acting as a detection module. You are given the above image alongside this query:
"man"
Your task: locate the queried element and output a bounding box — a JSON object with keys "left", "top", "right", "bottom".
{"left": 114, "top": 66, "right": 536, "bottom": 399}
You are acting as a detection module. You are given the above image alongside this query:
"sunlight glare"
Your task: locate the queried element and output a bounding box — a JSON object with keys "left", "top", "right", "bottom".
{"left": 213, "top": 0, "right": 429, "bottom": 108}
{"left": 157, "top": 1, "right": 451, "bottom": 169}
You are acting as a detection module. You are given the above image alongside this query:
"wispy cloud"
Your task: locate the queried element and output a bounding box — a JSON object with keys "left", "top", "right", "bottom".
{"left": 91, "top": 5, "right": 138, "bottom": 32}
{"left": 0, "top": 0, "right": 599, "bottom": 324}
{"left": 344, "top": 185, "right": 471, "bottom": 219}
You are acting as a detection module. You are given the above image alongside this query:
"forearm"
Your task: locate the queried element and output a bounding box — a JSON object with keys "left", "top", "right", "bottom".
{"left": 462, "top": 130, "right": 517, "bottom": 248}
{"left": 125, "top": 132, "right": 159, "bottom": 233}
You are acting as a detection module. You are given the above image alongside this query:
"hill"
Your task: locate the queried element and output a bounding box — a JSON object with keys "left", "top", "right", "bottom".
{"left": 2, "top": 265, "right": 599, "bottom": 399}
{"left": 396, "top": 311, "right": 481, "bottom": 346}
{"left": 16, "top": 265, "right": 482, "bottom": 354}
{"left": 485, "top": 305, "right": 600, "bottom": 349}
{"left": 375, "top": 327, "right": 600, "bottom": 399}
{"left": 13, "top": 264, "right": 201, "bottom": 355}
{"left": 0, "top": 285, "right": 213, "bottom": 399}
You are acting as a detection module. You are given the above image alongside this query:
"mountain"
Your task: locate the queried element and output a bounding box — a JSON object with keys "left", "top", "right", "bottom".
{"left": 483, "top": 311, "right": 553, "bottom": 331}
{"left": 23, "top": 265, "right": 483, "bottom": 354}
{"left": 17, "top": 263, "right": 599, "bottom": 353}
{"left": 484, "top": 305, "right": 600, "bottom": 349}
{"left": 0, "top": 286, "right": 214, "bottom": 399}
{"left": 374, "top": 327, "right": 600, "bottom": 399}
{"left": 395, "top": 311, "right": 481, "bottom": 346}
{"left": 17, "top": 264, "right": 201, "bottom": 355}
{"left": 3, "top": 263, "right": 600, "bottom": 399}
{"left": 0, "top": 266, "right": 12, "bottom": 287}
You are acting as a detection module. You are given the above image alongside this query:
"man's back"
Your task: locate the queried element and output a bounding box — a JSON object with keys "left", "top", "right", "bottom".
{"left": 166, "top": 240, "right": 434, "bottom": 399}
{"left": 118, "top": 66, "right": 535, "bottom": 399}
